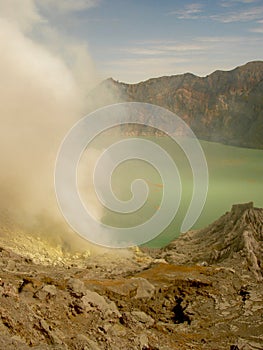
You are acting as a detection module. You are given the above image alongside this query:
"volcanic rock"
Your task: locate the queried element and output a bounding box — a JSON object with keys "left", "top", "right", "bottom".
{"left": 0, "top": 203, "right": 262, "bottom": 349}
{"left": 91, "top": 61, "right": 263, "bottom": 149}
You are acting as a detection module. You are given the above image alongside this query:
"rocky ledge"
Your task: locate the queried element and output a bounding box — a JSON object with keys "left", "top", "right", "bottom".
{"left": 0, "top": 203, "right": 262, "bottom": 350}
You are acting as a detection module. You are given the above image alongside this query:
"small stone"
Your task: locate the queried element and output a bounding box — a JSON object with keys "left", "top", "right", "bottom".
{"left": 38, "top": 319, "right": 62, "bottom": 345}
{"left": 82, "top": 290, "right": 121, "bottom": 318}
{"left": 139, "top": 333, "right": 148, "bottom": 350}
{"left": 130, "top": 278, "right": 155, "bottom": 299}
{"left": 71, "top": 335, "right": 101, "bottom": 350}
{"left": 110, "top": 324, "right": 127, "bottom": 337}
{"left": 42, "top": 284, "right": 57, "bottom": 296}
{"left": 67, "top": 278, "right": 85, "bottom": 297}
{"left": 6, "top": 260, "right": 16, "bottom": 271}
{"left": 35, "top": 284, "right": 57, "bottom": 300}
{"left": 131, "top": 311, "right": 154, "bottom": 326}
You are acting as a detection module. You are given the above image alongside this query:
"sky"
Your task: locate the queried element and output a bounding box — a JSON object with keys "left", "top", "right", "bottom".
{"left": 2, "top": 0, "right": 263, "bottom": 83}
{"left": 33, "top": 0, "right": 263, "bottom": 83}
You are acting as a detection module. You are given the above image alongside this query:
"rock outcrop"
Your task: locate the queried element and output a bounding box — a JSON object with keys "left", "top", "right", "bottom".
{"left": 162, "top": 202, "right": 263, "bottom": 281}
{"left": 91, "top": 61, "right": 263, "bottom": 149}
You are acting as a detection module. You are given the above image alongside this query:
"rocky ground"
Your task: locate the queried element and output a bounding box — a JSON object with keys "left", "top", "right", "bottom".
{"left": 0, "top": 202, "right": 262, "bottom": 350}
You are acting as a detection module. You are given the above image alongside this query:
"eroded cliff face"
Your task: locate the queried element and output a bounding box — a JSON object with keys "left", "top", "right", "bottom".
{"left": 162, "top": 202, "right": 263, "bottom": 282}
{"left": 94, "top": 61, "right": 263, "bottom": 148}
{"left": 0, "top": 203, "right": 262, "bottom": 349}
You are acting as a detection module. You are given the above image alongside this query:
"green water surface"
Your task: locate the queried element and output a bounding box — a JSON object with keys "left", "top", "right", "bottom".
{"left": 82, "top": 133, "right": 263, "bottom": 248}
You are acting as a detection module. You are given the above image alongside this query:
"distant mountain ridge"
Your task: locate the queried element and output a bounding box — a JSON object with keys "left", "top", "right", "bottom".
{"left": 95, "top": 61, "right": 263, "bottom": 149}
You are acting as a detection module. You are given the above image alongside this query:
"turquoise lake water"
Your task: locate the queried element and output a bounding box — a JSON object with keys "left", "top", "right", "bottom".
{"left": 81, "top": 134, "right": 263, "bottom": 248}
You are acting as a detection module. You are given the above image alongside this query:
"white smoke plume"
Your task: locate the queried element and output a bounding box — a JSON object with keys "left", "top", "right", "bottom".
{"left": 0, "top": 0, "right": 108, "bottom": 253}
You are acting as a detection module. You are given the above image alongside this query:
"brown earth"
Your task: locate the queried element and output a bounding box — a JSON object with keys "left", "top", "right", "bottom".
{"left": 0, "top": 203, "right": 262, "bottom": 349}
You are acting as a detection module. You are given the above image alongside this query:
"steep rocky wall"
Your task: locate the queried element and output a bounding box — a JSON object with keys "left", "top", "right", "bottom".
{"left": 94, "top": 61, "right": 263, "bottom": 149}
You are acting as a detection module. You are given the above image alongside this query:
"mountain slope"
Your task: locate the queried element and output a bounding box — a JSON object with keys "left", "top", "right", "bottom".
{"left": 95, "top": 61, "right": 263, "bottom": 149}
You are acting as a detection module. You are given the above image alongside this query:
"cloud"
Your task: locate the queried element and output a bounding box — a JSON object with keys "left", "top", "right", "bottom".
{"left": 121, "top": 48, "right": 165, "bottom": 56}
{"left": 168, "top": 3, "right": 203, "bottom": 19}
{"left": 104, "top": 33, "right": 263, "bottom": 82}
{"left": 196, "top": 34, "right": 262, "bottom": 49}
{"left": 249, "top": 18, "right": 263, "bottom": 32}
{"left": 36, "top": 0, "right": 100, "bottom": 13}
{"left": 102, "top": 56, "right": 193, "bottom": 82}
{"left": 157, "top": 44, "right": 207, "bottom": 52}
{"left": 109, "top": 57, "right": 191, "bottom": 67}
{"left": 250, "top": 26, "right": 263, "bottom": 33}
{"left": 168, "top": 1, "right": 263, "bottom": 23}
{"left": 240, "top": 0, "right": 259, "bottom": 2}
{"left": 197, "top": 35, "right": 248, "bottom": 43}
{"left": 211, "top": 6, "right": 263, "bottom": 22}
{"left": 0, "top": 0, "right": 44, "bottom": 31}
{"left": 222, "top": 0, "right": 259, "bottom": 5}
{"left": 121, "top": 43, "right": 207, "bottom": 56}
{"left": 109, "top": 40, "right": 209, "bottom": 81}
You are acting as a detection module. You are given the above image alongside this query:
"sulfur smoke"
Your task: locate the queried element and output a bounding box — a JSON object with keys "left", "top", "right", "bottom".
{"left": 0, "top": 0, "right": 110, "bottom": 254}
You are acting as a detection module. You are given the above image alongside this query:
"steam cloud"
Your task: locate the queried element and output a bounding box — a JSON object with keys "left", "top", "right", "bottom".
{"left": 0, "top": 0, "right": 108, "bottom": 253}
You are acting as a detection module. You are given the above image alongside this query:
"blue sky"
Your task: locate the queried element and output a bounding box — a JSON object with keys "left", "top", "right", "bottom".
{"left": 34, "top": 0, "right": 263, "bottom": 82}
